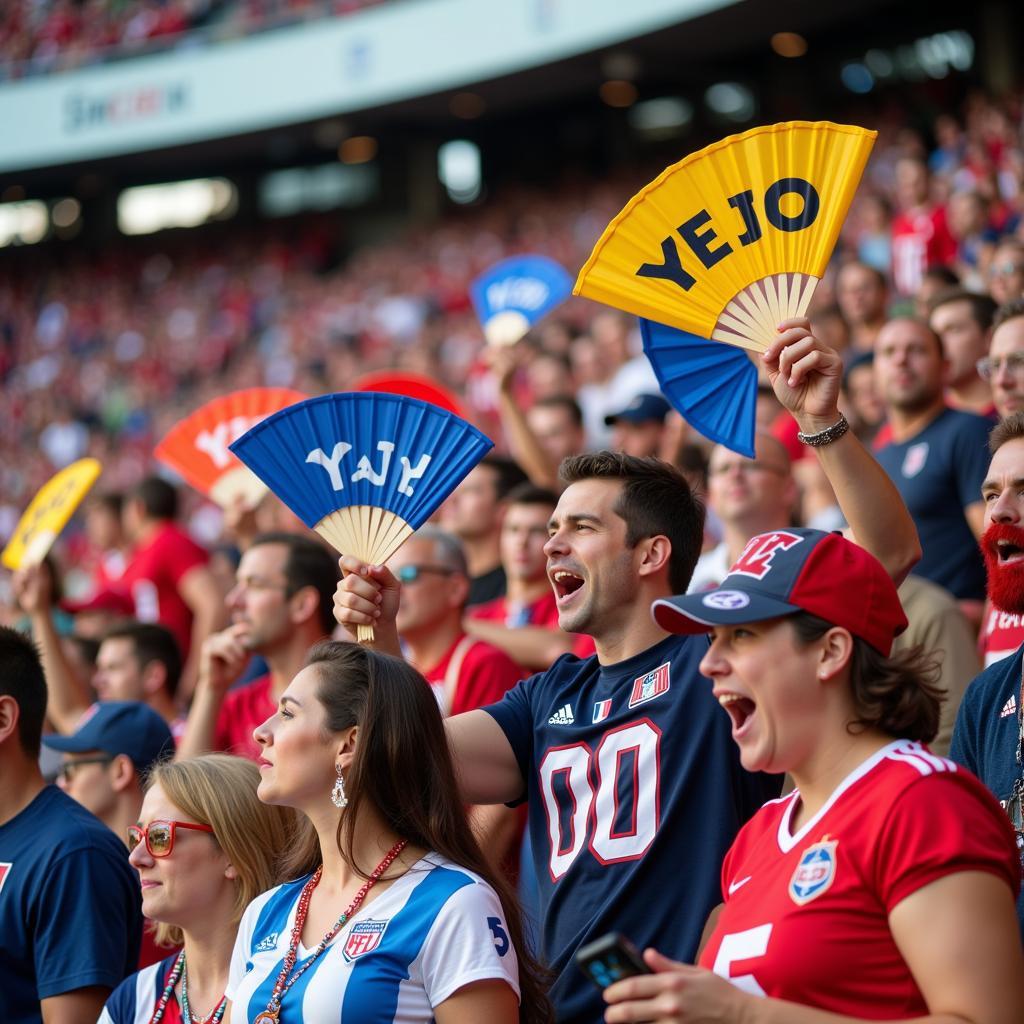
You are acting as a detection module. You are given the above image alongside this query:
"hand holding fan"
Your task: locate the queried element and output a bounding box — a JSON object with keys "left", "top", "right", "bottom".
{"left": 229, "top": 393, "right": 493, "bottom": 641}
{"left": 471, "top": 254, "right": 573, "bottom": 347}
{"left": 2, "top": 458, "right": 101, "bottom": 570}
{"left": 155, "top": 388, "right": 306, "bottom": 509}
{"left": 575, "top": 121, "right": 876, "bottom": 352}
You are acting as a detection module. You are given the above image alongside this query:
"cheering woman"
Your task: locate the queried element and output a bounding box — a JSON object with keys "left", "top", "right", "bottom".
{"left": 602, "top": 528, "right": 1024, "bottom": 1024}
{"left": 100, "top": 754, "right": 296, "bottom": 1024}
{"left": 224, "top": 640, "right": 550, "bottom": 1023}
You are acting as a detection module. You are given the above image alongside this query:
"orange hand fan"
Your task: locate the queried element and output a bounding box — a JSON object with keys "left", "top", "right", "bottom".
{"left": 2, "top": 458, "right": 101, "bottom": 570}
{"left": 575, "top": 121, "right": 876, "bottom": 352}
{"left": 155, "top": 388, "right": 306, "bottom": 509}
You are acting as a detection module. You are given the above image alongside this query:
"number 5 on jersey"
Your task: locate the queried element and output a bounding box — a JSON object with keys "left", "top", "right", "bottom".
{"left": 539, "top": 720, "right": 661, "bottom": 879}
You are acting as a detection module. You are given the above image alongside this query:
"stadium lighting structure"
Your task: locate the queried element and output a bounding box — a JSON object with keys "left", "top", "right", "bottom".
{"left": 771, "top": 32, "right": 807, "bottom": 58}
{"left": 629, "top": 97, "right": 693, "bottom": 140}
{"left": 0, "top": 200, "right": 47, "bottom": 247}
{"left": 51, "top": 198, "right": 81, "bottom": 230}
{"left": 600, "top": 80, "right": 638, "bottom": 108}
{"left": 704, "top": 82, "right": 756, "bottom": 123}
{"left": 117, "top": 178, "right": 237, "bottom": 236}
{"left": 438, "top": 140, "right": 482, "bottom": 204}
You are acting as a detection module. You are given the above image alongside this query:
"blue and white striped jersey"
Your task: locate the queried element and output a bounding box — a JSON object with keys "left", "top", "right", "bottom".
{"left": 99, "top": 955, "right": 183, "bottom": 1024}
{"left": 226, "top": 854, "right": 519, "bottom": 1023}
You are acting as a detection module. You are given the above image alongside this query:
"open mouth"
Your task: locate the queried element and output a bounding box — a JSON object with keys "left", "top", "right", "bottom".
{"left": 718, "top": 692, "right": 756, "bottom": 735}
{"left": 551, "top": 569, "right": 585, "bottom": 605}
{"left": 997, "top": 538, "right": 1024, "bottom": 565}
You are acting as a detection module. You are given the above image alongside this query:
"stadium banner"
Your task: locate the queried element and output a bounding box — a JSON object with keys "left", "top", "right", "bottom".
{"left": 0, "top": 0, "right": 736, "bottom": 174}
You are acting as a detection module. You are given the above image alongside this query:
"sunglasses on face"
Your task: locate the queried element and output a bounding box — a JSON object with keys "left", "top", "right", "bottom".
{"left": 57, "top": 755, "right": 113, "bottom": 783}
{"left": 394, "top": 564, "right": 455, "bottom": 584}
{"left": 127, "top": 819, "right": 215, "bottom": 858}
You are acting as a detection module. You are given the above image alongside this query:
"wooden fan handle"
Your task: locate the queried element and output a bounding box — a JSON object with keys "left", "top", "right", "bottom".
{"left": 356, "top": 622, "right": 376, "bottom": 644}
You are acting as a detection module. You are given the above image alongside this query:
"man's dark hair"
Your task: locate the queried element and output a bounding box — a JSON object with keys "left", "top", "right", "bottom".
{"left": 559, "top": 452, "right": 704, "bottom": 594}
{"left": 250, "top": 533, "right": 340, "bottom": 635}
{"left": 994, "top": 297, "right": 1024, "bottom": 332}
{"left": 989, "top": 411, "right": 1024, "bottom": 454}
{"left": 506, "top": 483, "right": 559, "bottom": 509}
{"left": 929, "top": 288, "right": 997, "bottom": 330}
{"left": 102, "top": 621, "right": 183, "bottom": 698}
{"left": 90, "top": 491, "right": 123, "bottom": 518}
{"left": 533, "top": 394, "right": 584, "bottom": 428}
{"left": 0, "top": 626, "right": 48, "bottom": 758}
{"left": 480, "top": 455, "right": 530, "bottom": 502}
{"left": 922, "top": 265, "right": 960, "bottom": 289}
{"left": 130, "top": 476, "right": 178, "bottom": 521}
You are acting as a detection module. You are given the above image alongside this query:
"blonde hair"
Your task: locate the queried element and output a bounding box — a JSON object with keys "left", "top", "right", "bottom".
{"left": 146, "top": 754, "right": 297, "bottom": 949}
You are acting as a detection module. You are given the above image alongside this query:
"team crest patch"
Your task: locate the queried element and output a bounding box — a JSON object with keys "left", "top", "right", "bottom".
{"left": 0, "top": 862, "right": 10, "bottom": 897}
{"left": 901, "top": 442, "right": 929, "bottom": 479}
{"left": 789, "top": 838, "right": 838, "bottom": 906}
{"left": 628, "top": 662, "right": 670, "bottom": 708}
{"left": 253, "top": 931, "right": 279, "bottom": 953}
{"left": 343, "top": 919, "right": 389, "bottom": 961}
{"left": 592, "top": 699, "right": 612, "bottom": 723}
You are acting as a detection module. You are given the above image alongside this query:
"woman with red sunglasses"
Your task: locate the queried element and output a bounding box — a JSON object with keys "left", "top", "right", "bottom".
{"left": 99, "top": 755, "right": 296, "bottom": 1024}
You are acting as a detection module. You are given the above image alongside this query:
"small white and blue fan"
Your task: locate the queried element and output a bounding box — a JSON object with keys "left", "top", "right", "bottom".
{"left": 470, "top": 254, "right": 573, "bottom": 346}
{"left": 640, "top": 319, "right": 758, "bottom": 458}
{"left": 229, "top": 393, "right": 493, "bottom": 640}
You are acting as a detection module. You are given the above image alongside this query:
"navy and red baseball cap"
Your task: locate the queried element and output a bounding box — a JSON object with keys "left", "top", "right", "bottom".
{"left": 652, "top": 528, "right": 908, "bottom": 655}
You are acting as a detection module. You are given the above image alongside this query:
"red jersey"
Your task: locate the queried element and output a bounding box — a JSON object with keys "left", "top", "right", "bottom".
{"left": 120, "top": 522, "right": 208, "bottom": 660}
{"left": 979, "top": 602, "right": 1024, "bottom": 668}
{"left": 422, "top": 634, "right": 523, "bottom": 718}
{"left": 470, "top": 591, "right": 597, "bottom": 661}
{"left": 891, "top": 206, "right": 957, "bottom": 295}
{"left": 213, "top": 674, "right": 273, "bottom": 762}
{"left": 699, "top": 740, "right": 1019, "bottom": 1018}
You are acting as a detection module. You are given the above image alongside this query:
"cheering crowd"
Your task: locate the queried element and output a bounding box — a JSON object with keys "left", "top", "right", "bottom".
{"left": 4, "top": 96, "right": 1024, "bottom": 1023}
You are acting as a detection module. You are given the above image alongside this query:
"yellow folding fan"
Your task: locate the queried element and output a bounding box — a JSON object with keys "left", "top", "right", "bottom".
{"left": 575, "top": 121, "right": 876, "bottom": 352}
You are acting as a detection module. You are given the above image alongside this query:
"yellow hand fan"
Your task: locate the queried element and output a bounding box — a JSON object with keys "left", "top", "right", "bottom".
{"left": 575, "top": 121, "right": 876, "bottom": 352}
{"left": 2, "top": 458, "right": 101, "bottom": 570}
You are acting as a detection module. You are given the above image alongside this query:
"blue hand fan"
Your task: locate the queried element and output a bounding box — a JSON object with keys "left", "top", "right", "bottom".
{"left": 230, "top": 393, "right": 494, "bottom": 640}
{"left": 470, "top": 254, "right": 573, "bottom": 346}
{"left": 640, "top": 319, "right": 758, "bottom": 458}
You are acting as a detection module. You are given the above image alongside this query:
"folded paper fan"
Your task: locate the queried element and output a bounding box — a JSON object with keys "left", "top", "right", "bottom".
{"left": 640, "top": 319, "right": 758, "bottom": 458}
{"left": 2, "top": 458, "right": 101, "bottom": 570}
{"left": 155, "top": 388, "right": 306, "bottom": 509}
{"left": 229, "top": 393, "right": 494, "bottom": 641}
{"left": 576, "top": 121, "right": 876, "bottom": 353}
{"left": 353, "top": 371, "right": 463, "bottom": 418}
{"left": 471, "top": 254, "right": 574, "bottom": 346}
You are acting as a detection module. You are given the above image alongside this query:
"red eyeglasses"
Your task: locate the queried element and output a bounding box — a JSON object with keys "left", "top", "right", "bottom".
{"left": 127, "top": 819, "right": 215, "bottom": 858}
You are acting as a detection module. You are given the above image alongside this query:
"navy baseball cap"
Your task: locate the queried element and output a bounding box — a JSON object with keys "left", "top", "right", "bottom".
{"left": 43, "top": 701, "right": 174, "bottom": 776}
{"left": 604, "top": 393, "right": 671, "bottom": 426}
{"left": 652, "top": 528, "right": 908, "bottom": 655}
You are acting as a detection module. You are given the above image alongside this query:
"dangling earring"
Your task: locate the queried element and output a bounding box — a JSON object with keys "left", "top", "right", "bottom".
{"left": 331, "top": 764, "right": 348, "bottom": 809}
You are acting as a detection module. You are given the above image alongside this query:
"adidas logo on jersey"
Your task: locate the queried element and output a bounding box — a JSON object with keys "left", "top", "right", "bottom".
{"left": 1001, "top": 694, "right": 1017, "bottom": 718}
{"left": 548, "top": 703, "right": 575, "bottom": 725}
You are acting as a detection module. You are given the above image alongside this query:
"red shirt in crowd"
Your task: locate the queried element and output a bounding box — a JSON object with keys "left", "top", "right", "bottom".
{"left": 119, "top": 522, "right": 208, "bottom": 661}
{"left": 213, "top": 674, "right": 273, "bottom": 762}
{"left": 422, "top": 634, "right": 524, "bottom": 718}
{"left": 979, "top": 602, "right": 1024, "bottom": 668}
{"left": 891, "top": 205, "right": 957, "bottom": 295}
{"left": 470, "top": 591, "right": 597, "bottom": 661}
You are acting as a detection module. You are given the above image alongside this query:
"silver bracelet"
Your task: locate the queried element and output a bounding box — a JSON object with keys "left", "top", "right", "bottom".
{"left": 796, "top": 413, "right": 849, "bottom": 447}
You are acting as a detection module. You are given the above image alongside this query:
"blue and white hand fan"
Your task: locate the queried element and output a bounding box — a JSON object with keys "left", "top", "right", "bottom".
{"left": 230, "top": 393, "right": 493, "bottom": 640}
{"left": 640, "top": 319, "right": 758, "bottom": 458}
{"left": 470, "top": 254, "right": 573, "bottom": 346}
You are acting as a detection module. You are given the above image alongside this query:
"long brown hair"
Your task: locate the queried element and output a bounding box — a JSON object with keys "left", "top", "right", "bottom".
{"left": 282, "top": 640, "right": 552, "bottom": 1024}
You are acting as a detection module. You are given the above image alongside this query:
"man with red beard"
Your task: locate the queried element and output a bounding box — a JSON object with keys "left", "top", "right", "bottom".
{"left": 950, "top": 410, "right": 1024, "bottom": 939}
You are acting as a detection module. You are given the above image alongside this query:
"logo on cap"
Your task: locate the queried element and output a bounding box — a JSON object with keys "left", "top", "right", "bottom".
{"left": 729, "top": 531, "right": 804, "bottom": 580}
{"left": 702, "top": 590, "right": 750, "bottom": 610}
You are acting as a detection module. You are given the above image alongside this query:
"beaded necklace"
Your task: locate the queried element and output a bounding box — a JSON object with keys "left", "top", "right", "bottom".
{"left": 180, "top": 958, "right": 227, "bottom": 1024}
{"left": 148, "top": 950, "right": 185, "bottom": 1024}
{"left": 253, "top": 838, "right": 407, "bottom": 1024}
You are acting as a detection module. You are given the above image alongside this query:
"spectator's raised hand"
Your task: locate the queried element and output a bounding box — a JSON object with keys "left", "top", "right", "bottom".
{"left": 333, "top": 555, "right": 402, "bottom": 654}
{"left": 12, "top": 564, "right": 53, "bottom": 618}
{"left": 762, "top": 317, "right": 844, "bottom": 429}
{"left": 199, "top": 622, "right": 251, "bottom": 696}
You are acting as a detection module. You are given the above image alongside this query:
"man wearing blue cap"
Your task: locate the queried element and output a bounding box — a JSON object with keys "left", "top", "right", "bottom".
{"left": 43, "top": 700, "right": 174, "bottom": 847}
{"left": 0, "top": 626, "right": 140, "bottom": 1023}
{"left": 605, "top": 392, "right": 671, "bottom": 459}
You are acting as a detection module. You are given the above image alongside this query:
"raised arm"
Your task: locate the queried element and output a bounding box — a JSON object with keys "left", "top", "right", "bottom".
{"left": 177, "top": 563, "right": 228, "bottom": 704}
{"left": 13, "top": 566, "right": 92, "bottom": 732}
{"left": 765, "top": 319, "right": 921, "bottom": 584}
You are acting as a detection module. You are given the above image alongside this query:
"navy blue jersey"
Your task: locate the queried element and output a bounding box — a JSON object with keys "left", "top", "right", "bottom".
{"left": 875, "top": 408, "right": 990, "bottom": 600}
{"left": 950, "top": 645, "right": 1024, "bottom": 939}
{"left": 0, "top": 786, "right": 141, "bottom": 1022}
{"left": 485, "top": 634, "right": 781, "bottom": 1024}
